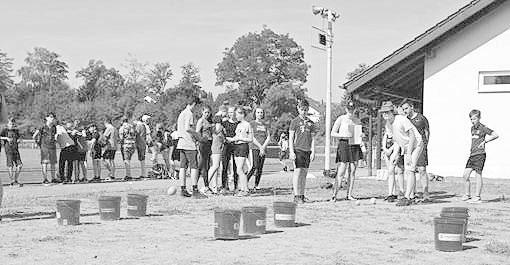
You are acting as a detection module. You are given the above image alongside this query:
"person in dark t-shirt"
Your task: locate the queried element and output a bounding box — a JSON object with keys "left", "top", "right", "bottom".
{"left": 0, "top": 118, "right": 22, "bottom": 185}
{"left": 461, "top": 109, "right": 498, "bottom": 203}
{"left": 219, "top": 107, "right": 240, "bottom": 194}
{"left": 402, "top": 102, "right": 430, "bottom": 201}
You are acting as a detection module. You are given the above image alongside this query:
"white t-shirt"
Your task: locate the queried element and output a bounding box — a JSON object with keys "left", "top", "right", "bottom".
{"left": 332, "top": 114, "right": 354, "bottom": 138}
{"left": 386, "top": 115, "right": 422, "bottom": 150}
{"left": 234, "top": 120, "right": 252, "bottom": 144}
{"left": 176, "top": 106, "right": 196, "bottom": 150}
{"left": 55, "top": 125, "right": 75, "bottom": 148}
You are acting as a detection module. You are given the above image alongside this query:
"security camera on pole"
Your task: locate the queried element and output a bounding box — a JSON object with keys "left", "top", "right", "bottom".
{"left": 312, "top": 6, "right": 340, "bottom": 176}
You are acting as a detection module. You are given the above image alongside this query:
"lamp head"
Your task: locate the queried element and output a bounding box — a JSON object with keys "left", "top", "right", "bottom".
{"left": 312, "top": 6, "right": 325, "bottom": 15}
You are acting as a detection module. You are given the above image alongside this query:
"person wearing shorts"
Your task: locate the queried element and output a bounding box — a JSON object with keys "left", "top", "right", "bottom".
{"left": 380, "top": 101, "right": 423, "bottom": 206}
{"left": 461, "top": 110, "right": 498, "bottom": 203}
{"left": 208, "top": 114, "right": 225, "bottom": 193}
{"left": 71, "top": 120, "right": 88, "bottom": 182}
{"left": 402, "top": 102, "right": 431, "bottom": 201}
{"left": 33, "top": 112, "right": 58, "bottom": 184}
{"left": 382, "top": 129, "right": 405, "bottom": 202}
{"left": 57, "top": 122, "right": 77, "bottom": 183}
{"left": 170, "top": 127, "right": 181, "bottom": 179}
{"left": 1, "top": 118, "right": 23, "bottom": 186}
{"left": 177, "top": 96, "right": 205, "bottom": 199}
{"left": 88, "top": 124, "right": 102, "bottom": 182}
{"left": 227, "top": 107, "right": 253, "bottom": 196}
{"left": 119, "top": 117, "right": 137, "bottom": 180}
{"left": 289, "top": 99, "right": 317, "bottom": 204}
{"left": 331, "top": 101, "right": 356, "bottom": 201}
{"left": 102, "top": 117, "right": 118, "bottom": 181}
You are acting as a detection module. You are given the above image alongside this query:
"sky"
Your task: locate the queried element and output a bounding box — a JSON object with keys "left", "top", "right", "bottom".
{"left": 0, "top": 0, "right": 469, "bottom": 102}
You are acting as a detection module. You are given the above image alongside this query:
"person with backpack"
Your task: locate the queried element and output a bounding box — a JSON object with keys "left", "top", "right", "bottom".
{"left": 119, "top": 116, "right": 137, "bottom": 181}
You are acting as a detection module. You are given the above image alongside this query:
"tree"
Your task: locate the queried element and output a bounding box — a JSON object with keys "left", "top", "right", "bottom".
{"left": 75, "top": 60, "right": 125, "bottom": 102}
{"left": 346, "top": 63, "right": 370, "bottom": 81}
{"left": 146, "top": 62, "right": 173, "bottom": 95}
{"left": 123, "top": 54, "right": 148, "bottom": 85}
{"left": 215, "top": 27, "right": 308, "bottom": 105}
{"left": 0, "top": 50, "right": 14, "bottom": 91}
{"left": 17, "top": 47, "right": 69, "bottom": 93}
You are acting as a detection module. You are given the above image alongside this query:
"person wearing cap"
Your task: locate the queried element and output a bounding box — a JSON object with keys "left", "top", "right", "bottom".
{"left": 33, "top": 112, "right": 58, "bottom": 184}
{"left": 379, "top": 101, "right": 423, "bottom": 206}
{"left": 330, "top": 101, "right": 357, "bottom": 201}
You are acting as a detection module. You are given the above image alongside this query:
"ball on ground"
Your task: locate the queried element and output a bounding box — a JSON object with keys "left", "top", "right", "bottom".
{"left": 167, "top": 186, "right": 177, "bottom": 195}
{"left": 370, "top": 198, "right": 377, "bottom": 204}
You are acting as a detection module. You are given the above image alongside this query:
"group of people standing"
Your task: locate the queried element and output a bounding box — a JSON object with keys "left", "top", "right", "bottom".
{"left": 174, "top": 97, "right": 272, "bottom": 198}
{"left": 30, "top": 112, "right": 156, "bottom": 184}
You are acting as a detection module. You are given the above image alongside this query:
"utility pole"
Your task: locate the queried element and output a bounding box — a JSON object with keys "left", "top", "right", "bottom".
{"left": 312, "top": 6, "right": 340, "bottom": 174}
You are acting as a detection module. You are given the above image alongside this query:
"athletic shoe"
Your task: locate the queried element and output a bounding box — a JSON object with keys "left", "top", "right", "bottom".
{"left": 468, "top": 196, "right": 482, "bottom": 204}
{"left": 123, "top": 176, "right": 133, "bottom": 181}
{"left": 347, "top": 195, "right": 357, "bottom": 201}
{"left": 192, "top": 190, "right": 208, "bottom": 199}
{"left": 302, "top": 196, "right": 311, "bottom": 203}
{"left": 218, "top": 188, "right": 229, "bottom": 195}
{"left": 460, "top": 195, "right": 471, "bottom": 201}
{"left": 396, "top": 198, "right": 412, "bottom": 207}
{"left": 283, "top": 166, "right": 288, "bottom": 172}
{"left": 236, "top": 191, "right": 250, "bottom": 197}
{"left": 181, "top": 190, "right": 192, "bottom": 197}
{"left": 295, "top": 196, "right": 304, "bottom": 204}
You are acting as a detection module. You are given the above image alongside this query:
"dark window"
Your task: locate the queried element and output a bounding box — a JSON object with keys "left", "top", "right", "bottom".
{"left": 483, "top": 75, "right": 510, "bottom": 85}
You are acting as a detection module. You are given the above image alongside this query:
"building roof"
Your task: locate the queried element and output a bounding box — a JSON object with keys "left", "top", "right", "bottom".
{"left": 343, "top": 0, "right": 505, "bottom": 95}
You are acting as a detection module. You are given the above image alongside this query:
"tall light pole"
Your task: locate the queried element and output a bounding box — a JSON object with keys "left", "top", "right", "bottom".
{"left": 312, "top": 6, "right": 340, "bottom": 175}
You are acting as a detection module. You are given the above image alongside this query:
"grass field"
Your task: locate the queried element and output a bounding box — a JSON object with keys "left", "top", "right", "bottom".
{"left": 1, "top": 149, "right": 510, "bottom": 265}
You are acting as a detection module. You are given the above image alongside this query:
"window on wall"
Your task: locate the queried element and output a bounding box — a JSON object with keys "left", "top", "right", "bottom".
{"left": 478, "top": 71, "right": 510, "bottom": 93}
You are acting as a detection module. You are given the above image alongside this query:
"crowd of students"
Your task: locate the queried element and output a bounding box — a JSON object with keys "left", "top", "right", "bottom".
{"left": 0, "top": 96, "right": 500, "bottom": 219}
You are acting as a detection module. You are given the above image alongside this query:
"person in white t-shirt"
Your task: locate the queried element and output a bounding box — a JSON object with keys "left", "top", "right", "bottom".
{"left": 379, "top": 101, "right": 423, "bottom": 206}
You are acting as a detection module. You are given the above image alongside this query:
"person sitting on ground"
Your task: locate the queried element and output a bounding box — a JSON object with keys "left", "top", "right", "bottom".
{"left": 461, "top": 109, "right": 498, "bottom": 203}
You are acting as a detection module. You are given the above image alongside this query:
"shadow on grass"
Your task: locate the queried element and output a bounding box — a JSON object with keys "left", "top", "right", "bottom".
{"left": 79, "top": 222, "right": 101, "bottom": 225}
{"left": 212, "top": 235, "right": 261, "bottom": 241}
{"left": 264, "top": 230, "right": 284, "bottom": 234}
{"left": 430, "top": 194, "right": 456, "bottom": 200}
{"left": 294, "top": 222, "right": 311, "bottom": 227}
{"left": 463, "top": 245, "right": 478, "bottom": 250}
{"left": 249, "top": 188, "right": 293, "bottom": 197}
{"left": 486, "top": 198, "right": 506, "bottom": 203}
{"left": 145, "top": 213, "right": 164, "bottom": 217}
{"left": 466, "top": 237, "right": 481, "bottom": 243}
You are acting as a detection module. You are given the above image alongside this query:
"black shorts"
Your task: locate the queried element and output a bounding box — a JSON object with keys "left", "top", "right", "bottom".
{"left": 122, "top": 145, "right": 135, "bottom": 160}
{"left": 295, "top": 150, "right": 311, "bottom": 169}
{"left": 233, "top": 143, "right": 249, "bottom": 158}
{"left": 180, "top": 150, "right": 198, "bottom": 169}
{"left": 76, "top": 151, "right": 87, "bottom": 162}
{"left": 336, "top": 139, "right": 352, "bottom": 163}
{"left": 416, "top": 146, "right": 428, "bottom": 167}
{"left": 172, "top": 148, "right": 181, "bottom": 161}
{"left": 103, "top": 150, "right": 116, "bottom": 160}
{"left": 396, "top": 155, "right": 404, "bottom": 170}
{"left": 41, "top": 147, "right": 57, "bottom": 164}
{"left": 5, "top": 150, "right": 22, "bottom": 167}
{"left": 466, "top": 153, "right": 486, "bottom": 174}
{"left": 136, "top": 143, "right": 146, "bottom": 161}
{"left": 350, "top": 145, "right": 363, "bottom": 162}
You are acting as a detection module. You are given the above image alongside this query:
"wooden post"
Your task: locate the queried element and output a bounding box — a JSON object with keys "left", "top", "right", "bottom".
{"left": 376, "top": 111, "right": 383, "bottom": 169}
{"left": 367, "top": 112, "right": 373, "bottom": 176}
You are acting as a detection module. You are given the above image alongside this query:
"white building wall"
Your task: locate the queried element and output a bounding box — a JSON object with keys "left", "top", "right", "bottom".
{"left": 424, "top": 1, "right": 510, "bottom": 178}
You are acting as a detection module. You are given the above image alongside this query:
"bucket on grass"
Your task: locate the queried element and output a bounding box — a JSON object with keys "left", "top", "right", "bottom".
{"left": 98, "top": 196, "right": 121, "bottom": 221}
{"left": 127, "top": 194, "right": 148, "bottom": 217}
{"left": 241, "top": 206, "right": 267, "bottom": 235}
{"left": 440, "top": 207, "right": 469, "bottom": 242}
{"left": 273, "top": 201, "right": 296, "bottom": 227}
{"left": 56, "top": 200, "right": 81, "bottom": 225}
{"left": 214, "top": 209, "right": 241, "bottom": 240}
{"left": 434, "top": 217, "right": 465, "bottom": 252}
